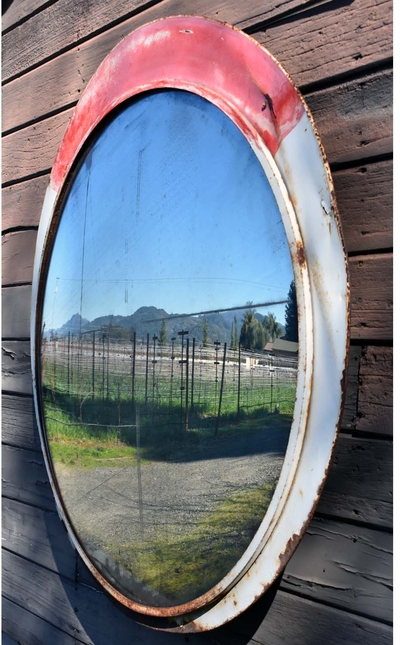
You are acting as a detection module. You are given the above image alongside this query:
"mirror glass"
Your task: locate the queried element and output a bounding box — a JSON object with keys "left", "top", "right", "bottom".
{"left": 40, "top": 90, "right": 298, "bottom": 607}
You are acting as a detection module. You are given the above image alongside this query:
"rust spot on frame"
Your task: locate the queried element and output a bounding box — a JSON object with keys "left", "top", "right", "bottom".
{"left": 296, "top": 242, "right": 306, "bottom": 267}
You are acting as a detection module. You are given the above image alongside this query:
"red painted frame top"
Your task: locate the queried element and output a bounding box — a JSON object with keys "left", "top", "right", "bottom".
{"left": 51, "top": 15, "right": 304, "bottom": 192}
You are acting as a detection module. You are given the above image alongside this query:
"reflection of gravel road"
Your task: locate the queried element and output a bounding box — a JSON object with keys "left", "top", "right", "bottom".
{"left": 57, "top": 425, "right": 290, "bottom": 549}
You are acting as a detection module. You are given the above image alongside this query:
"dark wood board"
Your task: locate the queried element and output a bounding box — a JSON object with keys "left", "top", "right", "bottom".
{"left": 2, "top": 0, "right": 392, "bottom": 134}
{"left": 2, "top": 285, "right": 32, "bottom": 339}
{"left": 358, "top": 346, "right": 393, "bottom": 434}
{"left": 307, "top": 69, "right": 393, "bottom": 165}
{"left": 2, "top": 341, "right": 32, "bottom": 395}
{"left": 2, "top": 175, "right": 48, "bottom": 232}
{"left": 2, "top": 394, "right": 40, "bottom": 451}
{"left": 2, "top": 548, "right": 393, "bottom": 645}
{"left": 282, "top": 517, "right": 392, "bottom": 623}
{"left": 2, "top": 230, "right": 37, "bottom": 285}
{"left": 348, "top": 254, "right": 393, "bottom": 341}
{"left": 340, "top": 346, "right": 361, "bottom": 429}
{"left": 2, "top": 444, "right": 54, "bottom": 510}
{"left": 255, "top": 0, "right": 393, "bottom": 88}
{"left": 1, "top": 0, "right": 312, "bottom": 84}
{"left": 317, "top": 434, "right": 392, "bottom": 527}
{"left": 2, "top": 597, "right": 78, "bottom": 645}
{"left": 334, "top": 160, "right": 392, "bottom": 254}
{"left": 2, "top": 0, "right": 55, "bottom": 33}
{"left": 2, "top": 497, "right": 76, "bottom": 580}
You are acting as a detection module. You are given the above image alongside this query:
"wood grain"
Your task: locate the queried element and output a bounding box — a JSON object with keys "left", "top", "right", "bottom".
{"left": 358, "top": 346, "right": 393, "bottom": 434}
{"left": 349, "top": 253, "right": 393, "bottom": 340}
{"left": 2, "top": 230, "right": 37, "bottom": 285}
{"left": 2, "top": 285, "right": 32, "bottom": 339}
{"left": 2, "top": 444, "right": 53, "bottom": 510}
{"left": 334, "top": 160, "right": 392, "bottom": 254}
{"left": 307, "top": 69, "right": 393, "bottom": 165}
{"left": 1, "top": 0, "right": 312, "bottom": 84}
{"left": 2, "top": 174, "right": 48, "bottom": 232}
{"left": 2, "top": 548, "right": 393, "bottom": 645}
{"left": 2, "top": 498, "right": 76, "bottom": 580}
{"left": 2, "top": 0, "right": 54, "bottom": 33}
{"left": 340, "top": 345, "right": 361, "bottom": 429}
{"left": 2, "top": 394, "right": 40, "bottom": 450}
{"left": 2, "top": 341, "right": 32, "bottom": 395}
{"left": 255, "top": 0, "right": 393, "bottom": 88}
{"left": 318, "top": 435, "right": 392, "bottom": 527}
{"left": 2, "top": 597, "right": 78, "bottom": 645}
{"left": 282, "top": 518, "right": 392, "bottom": 623}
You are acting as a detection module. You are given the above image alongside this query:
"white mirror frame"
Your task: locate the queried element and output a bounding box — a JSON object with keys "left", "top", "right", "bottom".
{"left": 31, "top": 15, "right": 349, "bottom": 632}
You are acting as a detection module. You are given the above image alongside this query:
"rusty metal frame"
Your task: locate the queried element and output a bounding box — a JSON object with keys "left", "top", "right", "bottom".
{"left": 31, "top": 16, "right": 350, "bottom": 632}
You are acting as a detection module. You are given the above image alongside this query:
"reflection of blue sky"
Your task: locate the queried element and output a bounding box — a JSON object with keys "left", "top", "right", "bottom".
{"left": 44, "top": 90, "right": 294, "bottom": 330}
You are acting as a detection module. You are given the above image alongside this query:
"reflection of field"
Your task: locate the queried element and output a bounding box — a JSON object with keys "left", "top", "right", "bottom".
{"left": 42, "top": 338, "right": 297, "bottom": 468}
{"left": 42, "top": 337, "right": 296, "bottom": 605}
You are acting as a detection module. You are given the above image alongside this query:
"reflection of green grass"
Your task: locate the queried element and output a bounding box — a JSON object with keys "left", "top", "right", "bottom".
{"left": 107, "top": 481, "right": 276, "bottom": 604}
{"left": 45, "top": 408, "right": 137, "bottom": 469}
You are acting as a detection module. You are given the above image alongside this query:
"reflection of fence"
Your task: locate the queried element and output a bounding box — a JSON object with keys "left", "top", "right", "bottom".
{"left": 42, "top": 334, "right": 297, "bottom": 435}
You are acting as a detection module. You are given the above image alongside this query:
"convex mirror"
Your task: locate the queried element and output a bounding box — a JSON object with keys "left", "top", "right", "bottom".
{"left": 31, "top": 16, "right": 349, "bottom": 632}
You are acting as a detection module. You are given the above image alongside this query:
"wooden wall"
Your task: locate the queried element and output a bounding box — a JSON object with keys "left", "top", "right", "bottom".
{"left": 2, "top": 1, "right": 392, "bottom": 643}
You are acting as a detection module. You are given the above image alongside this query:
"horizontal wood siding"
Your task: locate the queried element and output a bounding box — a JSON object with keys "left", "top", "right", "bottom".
{"left": 2, "top": 0, "right": 392, "bottom": 642}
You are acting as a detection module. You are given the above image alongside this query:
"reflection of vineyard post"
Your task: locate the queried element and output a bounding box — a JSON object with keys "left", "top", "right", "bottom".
{"left": 185, "top": 337, "right": 189, "bottom": 431}
{"left": 70, "top": 334, "right": 74, "bottom": 394}
{"left": 135, "top": 408, "right": 144, "bottom": 540}
{"left": 270, "top": 366, "right": 275, "bottom": 413}
{"left": 191, "top": 337, "right": 195, "bottom": 413}
{"left": 145, "top": 332, "right": 150, "bottom": 405}
{"left": 178, "top": 330, "right": 188, "bottom": 432}
{"left": 102, "top": 333, "right": 106, "bottom": 402}
{"left": 131, "top": 330, "right": 136, "bottom": 412}
{"left": 215, "top": 342, "right": 227, "bottom": 436}
{"left": 170, "top": 336, "right": 176, "bottom": 411}
{"left": 106, "top": 332, "right": 110, "bottom": 399}
{"left": 237, "top": 343, "right": 241, "bottom": 420}
{"left": 92, "top": 331, "right": 95, "bottom": 402}
{"left": 214, "top": 340, "right": 220, "bottom": 413}
{"left": 67, "top": 331, "right": 71, "bottom": 395}
{"left": 152, "top": 334, "right": 158, "bottom": 423}
{"left": 52, "top": 333, "right": 56, "bottom": 402}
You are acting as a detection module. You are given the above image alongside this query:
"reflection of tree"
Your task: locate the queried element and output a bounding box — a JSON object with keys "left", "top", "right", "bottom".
{"left": 240, "top": 308, "right": 265, "bottom": 351}
{"left": 230, "top": 315, "right": 239, "bottom": 349}
{"left": 202, "top": 317, "right": 209, "bottom": 346}
{"left": 285, "top": 280, "right": 298, "bottom": 342}
{"left": 263, "top": 312, "right": 282, "bottom": 343}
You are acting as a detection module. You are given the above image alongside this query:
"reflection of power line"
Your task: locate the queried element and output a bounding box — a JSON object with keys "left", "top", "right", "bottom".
{"left": 144, "top": 300, "right": 288, "bottom": 323}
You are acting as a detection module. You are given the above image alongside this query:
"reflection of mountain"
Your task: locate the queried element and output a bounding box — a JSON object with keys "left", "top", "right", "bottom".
{"left": 50, "top": 307, "right": 284, "bottom": 344}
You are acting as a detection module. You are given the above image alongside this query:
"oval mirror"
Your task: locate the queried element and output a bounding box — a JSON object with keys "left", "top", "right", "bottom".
{"left": 32, "top": 16, "right": 349, "bottom": 632}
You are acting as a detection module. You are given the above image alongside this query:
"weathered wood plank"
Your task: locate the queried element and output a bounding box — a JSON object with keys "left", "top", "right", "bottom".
{"left": 282, "top": 518, "right": 392, "bottom": 623}
{"left": 340, "top": 345, "right": 361, "bottom": 429}
{"left": 358, "top": 346, "right": 393, "bottom": 434}
{"left": 2, "top": 0, "right": 53, "bottom": 33}
{"left": 255, "top": 0, "right": 392, "bottom": 89}
{"left": 2, "top": 285, "right": 32, "bottom": 339}
{"left": 3, "top": 0, "right": 391, "bottom": 134}
{"left": 2, "top": 108, "right": 73, "bottom": 185}
{"left": 224, "top": 588, "right": 393, "bottom": 645}
{"left": 349, "top": 253, "right": 392, "bottom": 341}
{"left": 2, "top": 175, "right": 48, "bottom": 232}
{"left": 2, "top": 341, "right": 32, "bottom": 395}
{"left": 307, "top": 69, "right": 393, "bottom": 165}
{"left": 2, "top": 548, "right": 392, "bottom": 645}
{"left": 2, "top": 597, "right": 78, "bottom": 645}
{"left": 2, "top": 230, "right": 37, "bottom": 285}
{"left": 1, "top": 549, "right": 212, "bottom": 645}
{"left": 2, "top": 444, "right": 54, "bottom": 511}
{"left": 318, "top": 435, "right": 392, "bottom": 528}
{"left": 2, "top": 497, "right": 76, "bottom": 580}
{"left": 1, "top": 0, "right": 312, "bottom": 84}
{"left": 334, "top": 160, "right": 392, "bottom": 254}
{"left": 2, "top": 394, "right": 40, "bottom": 450}
{"left": 3, "top": 69, "right": 392, "bottom": 186}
